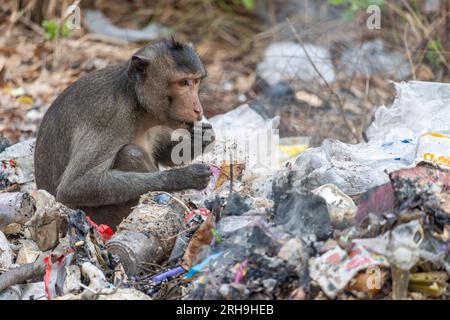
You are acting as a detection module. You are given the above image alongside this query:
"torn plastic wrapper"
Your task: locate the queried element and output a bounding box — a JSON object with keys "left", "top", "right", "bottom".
{"left": 416, "top": 133, "right": 450, "bottom": 168}
{"left": 181, "top": 214, "right": 215, "bottom": 270}
{"left": 86, "top": 216, "right": 114, "bottom": 242}
{"left": 43, "top": 250, "right": 75, "bottom": 300}
{"left": 0, "top": 139, "right": 35, "bottom": 191}
{"left": 313, "top": 184, "right": 357, "bottom": 229}
{"left": 184, "top": 208, "right": 211, "bottom": 224}
{"left": 183, "top": 251, "right": 224, "bottom": 280}
{"left": 309, "top": 244, "right": 389, "bottom": 298}
{"left": 293, "top": 137, "right": 412, "bottom": 195}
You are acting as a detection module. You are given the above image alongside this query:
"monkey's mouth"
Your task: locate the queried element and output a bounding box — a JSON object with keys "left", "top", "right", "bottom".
{"left": 182, "top": 121, "right": 195, "bottom": 128}
{"left": 171, "top": 120, "right": 194, "bottom": 130}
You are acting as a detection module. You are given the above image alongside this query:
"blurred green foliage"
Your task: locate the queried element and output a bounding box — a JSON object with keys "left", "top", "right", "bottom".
{"left": 215, "top": 0, "right": 255, "bottom": 12}
{"left": 426, "top": 40, "right": 444, "bottom": 68}
{"left": 328, "top": 0, "right": 384, "bottom": 21}
{"left": 239, "top": 0, "right": 255, "bottom": 10}
{"left": 42, "top": 20, "right": 71, "bottom": 40}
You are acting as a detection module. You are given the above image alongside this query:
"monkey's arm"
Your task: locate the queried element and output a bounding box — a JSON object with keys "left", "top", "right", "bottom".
{"left": 57, "top": 165, "right": 178, "bottom": 207}
{"left": 57, "top": 163, "right": 211, "bottom": 207}
{"left": 55, "top": 140, "right": 211, "bottom": 207}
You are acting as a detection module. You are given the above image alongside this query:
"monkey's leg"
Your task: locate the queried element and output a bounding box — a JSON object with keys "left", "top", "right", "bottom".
{"left": 112, "top": 143, "right": 157, "bottom": 173}
{"left": 79, "top": 144, "right": 156, "bottom": 227}
{"left": 60, "top": 144, "right": 211, "bottom": 227}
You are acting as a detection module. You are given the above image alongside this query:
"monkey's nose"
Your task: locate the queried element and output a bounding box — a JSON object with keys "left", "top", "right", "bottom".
{"left": 194, "top": 109, "right": 203, "bottom": 120}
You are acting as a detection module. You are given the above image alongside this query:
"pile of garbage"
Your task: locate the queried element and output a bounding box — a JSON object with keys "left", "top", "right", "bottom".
{"left": 0, "top": 81, "right": 449, "bottom": 300}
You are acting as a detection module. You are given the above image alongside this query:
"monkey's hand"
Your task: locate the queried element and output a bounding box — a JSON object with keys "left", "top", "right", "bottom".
{"left": 189, "top": 122, "right": 215, "bottom": 154}
{"left": 166, "top": 163, "right": 212, "bottom": 190}
{"left": 156, "top": 123, "right": 215, "bottom": 167}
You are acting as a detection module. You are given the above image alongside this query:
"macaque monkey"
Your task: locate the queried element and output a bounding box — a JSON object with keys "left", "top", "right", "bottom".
{"left": 34, "top": 38, "right": 215, "bottom": 227}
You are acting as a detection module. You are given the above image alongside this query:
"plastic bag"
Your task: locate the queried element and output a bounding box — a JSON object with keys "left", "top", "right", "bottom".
{"left": 415, "top": 133, "right": 450, "bottom": 168}
{"left": 309, "top": 243, "right": 389, "bottom": 298}
{"left": 367, "top": 81, "right": 450, "bottom": 141}
{"left": 0, "top": 139, "right": 35, "bottom": 191}
{"left": 293, "top": 81, "right": 450, "bottom": 195}
{"left": 205, "top": 104, "right": 280, "bottom": 171}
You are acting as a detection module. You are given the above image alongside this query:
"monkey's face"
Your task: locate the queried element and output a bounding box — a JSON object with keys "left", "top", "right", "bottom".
{"left": 128, "top": 39, "right": 207, "bottom": 129}
{"left": 167, "top": 72, "right": 205, "bottom": 129}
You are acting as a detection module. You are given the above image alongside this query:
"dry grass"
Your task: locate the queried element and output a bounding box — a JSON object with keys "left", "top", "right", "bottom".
{"left": 1, "top": 0, "right": 449, "bottom": 145}
{"left": 383, "top": 0, "right": 450, "bottom": 80}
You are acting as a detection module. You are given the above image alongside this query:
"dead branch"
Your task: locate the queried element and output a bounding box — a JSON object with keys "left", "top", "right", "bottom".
{"left": 0, "top": 259, "right": 46, "bottom": 293}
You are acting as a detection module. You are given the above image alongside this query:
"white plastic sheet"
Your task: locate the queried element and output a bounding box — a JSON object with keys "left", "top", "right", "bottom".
{"left": 294, "top": 81, "right": 450, "bottom": 195}
{"left": 367, "top": 81, "right": 450, "bottom": 140}
{"left": 0, "top": 139, "right": 36, "bottom": 190}
{"left": 205, "top": 104, "right": 280, "bottom": 172}
{"left": 257, "top": 42, "right": 336, "bottom": 86}
{"left": 0, "top": 231, "right": 14, "bottom": 270}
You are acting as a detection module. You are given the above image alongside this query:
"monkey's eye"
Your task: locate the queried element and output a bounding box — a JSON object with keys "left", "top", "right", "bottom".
{"left": 194, "top": 78, "right": 200, "bottom": 85}
{"left": 178, "top": 80, "right": 189, "bottom": 87}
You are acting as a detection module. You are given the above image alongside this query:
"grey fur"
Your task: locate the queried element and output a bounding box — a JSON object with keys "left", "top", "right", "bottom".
{"left": 34, "top": 40, "right": 213, "bottom": 227}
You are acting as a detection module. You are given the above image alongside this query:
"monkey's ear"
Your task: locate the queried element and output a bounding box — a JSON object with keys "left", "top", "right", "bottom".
{"left": 128, "top": 55, "right": 149, "bottom": 81}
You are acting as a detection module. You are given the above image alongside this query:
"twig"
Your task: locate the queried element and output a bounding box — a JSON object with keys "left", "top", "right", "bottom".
{"left": 403, "top": 22, "right": 416, "bottom": 80}
{"left": 78, "top": 33, "right": 129, "bottom": 46}
{"left": 0, "top": 259, "right": 46, "bottom": 293}
{"left": 158, "top": 191, "right": 190, "bottom": 213}
{"left": 228, "top": 155, "right": 234, "bottom": 200}
{"left": 18, "top": 16, "right": 45, "bottom": 36}
{"left": 164, "top": 224, "right": 198, "bottom": 241}
{"left": 6, "top": 0, "right": 38, "bottom": 37}
{"left": 286, "top": 18, "right": 359, "bottom": 143}
{"left": 61, "top": 0, "right": 81, "bottom": 22}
